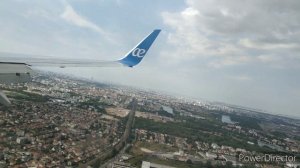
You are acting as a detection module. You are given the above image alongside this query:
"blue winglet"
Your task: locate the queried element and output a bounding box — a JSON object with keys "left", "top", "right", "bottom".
{"left": 118, "top": 29, "right": 161, "bottom": 67}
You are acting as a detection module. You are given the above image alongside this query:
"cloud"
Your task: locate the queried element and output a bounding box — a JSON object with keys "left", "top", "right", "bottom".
{"left": 257, "top": 54, "right": 300, "bottom": 69}
{"left": 229, "top": 75, "right": 253, "bottom": 81}
{"left": 161, "top": 0, "right": 300, "bottom": 68}
{"left": 23, "top": 8, "right": 55, "bottom": 21}
{"left": 60, "top": 4, "right": 114, "bottom": 42}
{"left": 208, "top": 55, "right": 252, "bottom": 68}
{"left": 239, "top": 38, "right": 299, "bottom": 50}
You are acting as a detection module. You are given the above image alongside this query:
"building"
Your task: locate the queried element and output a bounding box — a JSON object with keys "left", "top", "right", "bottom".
{"left": 141, "top": 161, "right": 176, "bottom": 168}
{"left": 111, "top": 161, "right": 132, "bottom": 168}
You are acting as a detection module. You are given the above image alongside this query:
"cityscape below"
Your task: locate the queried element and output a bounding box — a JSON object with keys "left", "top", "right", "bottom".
{"left": 0, "top": 72, "right": 299, "bottom": 168}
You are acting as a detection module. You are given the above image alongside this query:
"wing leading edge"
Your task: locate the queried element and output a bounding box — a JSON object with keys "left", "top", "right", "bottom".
{"left": 0, "top": 29, "right": 161, "bottom": 68}
{"left": 0, "top": 29, "right": 161, "bottom": 106}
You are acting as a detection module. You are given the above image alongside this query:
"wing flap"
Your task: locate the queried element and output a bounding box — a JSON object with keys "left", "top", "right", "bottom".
{"left": 0, "top": 62, "right": 32, "bottom": 73}
{"left": 0, "top": 53, "right": 123, "bottom": 68}
{"left": 0, "top": 91, "right": 11, "bottom": 106}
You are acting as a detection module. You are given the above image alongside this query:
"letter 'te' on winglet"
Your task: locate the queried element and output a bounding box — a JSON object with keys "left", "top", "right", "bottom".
{"left": 118, "top": 29, "right": 161, "bottom": 67}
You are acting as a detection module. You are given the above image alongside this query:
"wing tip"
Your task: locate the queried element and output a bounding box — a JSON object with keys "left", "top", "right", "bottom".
{"left": 119, "top": 29, "right": 161, "bottom": 67}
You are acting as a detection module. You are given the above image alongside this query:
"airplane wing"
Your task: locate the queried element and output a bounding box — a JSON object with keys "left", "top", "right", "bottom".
{"left": 0, "top": 29, "right": 161, "bottom": 106}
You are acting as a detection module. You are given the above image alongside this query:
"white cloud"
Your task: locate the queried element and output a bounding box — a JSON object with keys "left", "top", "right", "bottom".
{"left": 181, "top": 7, "right": 199, "bottom": 17}
{"left": 161, "top": 0, "right": 300, "bottom": 68}
{"left": 60, "top": 4, "right": 115, "bottom": 42}
{"left": 61, "top": 5, "right": 103, "bottom": 33}
{"left": 239, "top": 38, "right": 299, "bottom": 50}
{"left": 209, "top": 55, "right": 252, "bottom": 68}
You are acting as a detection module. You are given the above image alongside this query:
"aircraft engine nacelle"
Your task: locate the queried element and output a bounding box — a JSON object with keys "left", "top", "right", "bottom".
{"left": 0, "top": 63, "right": 32, "bottom": 83}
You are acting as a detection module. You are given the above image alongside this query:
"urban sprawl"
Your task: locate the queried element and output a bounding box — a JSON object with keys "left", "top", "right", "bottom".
{"left": 0, "top": 72, "right": 299, "bottom": 168}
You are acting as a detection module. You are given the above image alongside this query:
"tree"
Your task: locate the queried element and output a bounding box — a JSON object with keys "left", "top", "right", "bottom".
{"left": 186, "top": 159, "right": 192, "bottom": 165}
{"left": 225, "top": 161, "right": 233, "bottom": 168}
{"left": 206, "top": 160, "right": 213, "bottom": 168}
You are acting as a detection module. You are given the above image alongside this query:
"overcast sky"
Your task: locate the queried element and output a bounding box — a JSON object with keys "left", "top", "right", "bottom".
{"left": 1, "top": 0, "right": 300, "bottom": 117}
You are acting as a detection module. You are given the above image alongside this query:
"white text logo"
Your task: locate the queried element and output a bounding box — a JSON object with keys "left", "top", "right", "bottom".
{"left": 132, "top": 48, "right": 146, "bottom": 58}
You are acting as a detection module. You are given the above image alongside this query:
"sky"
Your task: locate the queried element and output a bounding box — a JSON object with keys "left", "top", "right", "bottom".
{"left": 0, "top": 0, "right": 300, "bottom": 117}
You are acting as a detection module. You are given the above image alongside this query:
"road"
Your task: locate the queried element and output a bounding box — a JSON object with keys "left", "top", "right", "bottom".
{"left": 80, "top": 98, "right": 137, "bottom": 168}
{"left": 100, "top": 98, "right": 136, "bottom": 168}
